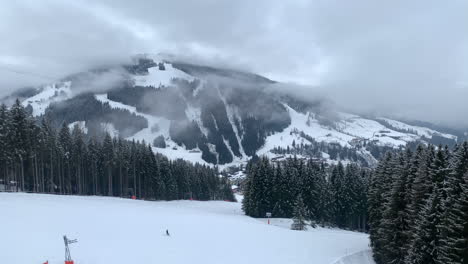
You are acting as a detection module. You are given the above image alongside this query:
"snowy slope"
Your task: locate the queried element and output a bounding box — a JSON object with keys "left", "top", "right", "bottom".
{"left": 257, "top": 104, "right": 457, "bottom": 166}
{"left": 0, "top": 192, "right": 372, "bottom": 264}
{"left": 22, "top": 81, "right": 72, "bottom": 116}
{"left": 258, "top": 105, "right": 354, "bottom": 157}
{"left": 333, "top": 250, "right": 375, "bottom": 264}
{"left": 95, "top": 93, "right": 209, "bottom": 165}
{"left": 377, "top": 117, "right": 458, "bottom": 140}
{"left": 337, "top": 114, "right": 413, "bottom": 145}
{"left": 134, "top": 62, "right": 195, "bottom": 88}
{"left": 259, "top": 105, "right": 451, "bottom": 155}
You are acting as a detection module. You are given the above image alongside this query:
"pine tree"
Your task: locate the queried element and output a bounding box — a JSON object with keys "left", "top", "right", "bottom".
{"left": 9, "top": 99, "right": 30, "bottom": 192}
{"left": 438, "top": 142, "right": 468, "bottom": 264}
{"left": 291, "top": 194, "right": 308, "bottom": 231}
{"left": 302, "top": 160, "right": 319, "bottom": 222}
{"left": 40, "top": 116, "right": 57, "bottom": 193}
{"left": 315, "top": 165, "right": 331, "bottom": 226}
{"left": 444, "top": 171, "right": 468, "bottom": 264}
{"left": 404, "top": 145, "right": 424, "bottom": 233}
{"left": 379, "top": 152, "right": 411, "bottom": 264}
{"left": 0, "top": 104, "right": 11, "bottom": 190}
{"left": 219, "top": 176, "right": 236, "bottom": 202}
{"left": 330, "top": 162, "right": 348, "bottom": 227}
{"left": 161, "top": 157, "right": 177, "bottom": 200}
{"left": 242, "top": 167, "right": 254, "bottom": 215}
{"left": 368, "top": 153, "right": 394, "bottom": 264}
{"left": 405, "top": 185, "right": 444, "bottom": 264}
{"left": 244, "top": 157, "right": 275, "bottom": 217}
{"left": 279, "top": 160, "right": 296, "bottom": 217}
{"left": 102, "top": 133, "right": 114, "bottom": 196}
{"left": 58, "top": 123, "right": 72, "bottom": 194}
{"left": 87, "top": 138, "right": 100, "bottom": 195}
{"left": 356, "top": 169, "right": 369, "bottom": 232}
{"left": 71, "top": 124, "right": 86, "bottom": 194}
{"left": 408, "top": 146, "right": 435, "bottom": 221}
{"left": 343, "top": 163, "right": 362, "bottom": 229}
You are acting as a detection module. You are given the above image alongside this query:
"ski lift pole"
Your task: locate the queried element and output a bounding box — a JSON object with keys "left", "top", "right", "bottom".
{"left": 63, "top": 235, "right": 78, "bottom": 264}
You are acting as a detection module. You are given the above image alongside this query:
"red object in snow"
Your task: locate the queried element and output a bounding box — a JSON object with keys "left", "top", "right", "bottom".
{"left": 43, "top": 261, "right": 48, "bottom": 264}
{"left": 131, "top": 195, "right": 136, "bottom": 200}
{"left": 268, "top": 219, "right": 270, "bottom": 225}
{"left": 65, "top": 261, "right": 74, "bottom": 264}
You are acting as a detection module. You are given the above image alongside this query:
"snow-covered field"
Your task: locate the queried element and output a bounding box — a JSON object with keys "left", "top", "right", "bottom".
{"left": 0, "top": 193, "right": 373, "bottom": 264}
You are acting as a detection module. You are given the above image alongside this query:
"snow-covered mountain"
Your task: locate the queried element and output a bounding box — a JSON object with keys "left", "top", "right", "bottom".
{"left": 7, "top": 54, "right": 459, "bottom": 169}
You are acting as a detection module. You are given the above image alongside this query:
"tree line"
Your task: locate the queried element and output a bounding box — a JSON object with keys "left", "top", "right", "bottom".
{"left": 242, "top": 156, "right": 369, "bottom": 231}
{"left": 368, "top": 143, "right": 468, "bottom": 264}
{"left": 0, "top": 100, "right": 234, "bottom": 202}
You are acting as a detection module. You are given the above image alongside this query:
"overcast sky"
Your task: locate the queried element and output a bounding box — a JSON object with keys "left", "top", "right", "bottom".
{"left": 1, "top": 0, "right": 467, "bottom": 128}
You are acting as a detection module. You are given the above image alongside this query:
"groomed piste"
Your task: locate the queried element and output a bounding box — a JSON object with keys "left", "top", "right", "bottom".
{"left": 0, "top": 192, "right": 373, "bottom": 264}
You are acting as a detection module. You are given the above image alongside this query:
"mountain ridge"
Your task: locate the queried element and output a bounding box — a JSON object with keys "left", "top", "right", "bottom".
{"left": 2, "top": 54, "right": 461, "bottom": 170}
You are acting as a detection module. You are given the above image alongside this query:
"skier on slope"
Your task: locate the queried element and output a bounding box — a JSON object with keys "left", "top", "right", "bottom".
{"left": 166, "top": 229, "right": 170, "bottom": 236}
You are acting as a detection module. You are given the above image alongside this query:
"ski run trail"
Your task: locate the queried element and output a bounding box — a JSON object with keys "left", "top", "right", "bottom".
{"left": 0, "top": 192, "right": 374, "bottom": 264}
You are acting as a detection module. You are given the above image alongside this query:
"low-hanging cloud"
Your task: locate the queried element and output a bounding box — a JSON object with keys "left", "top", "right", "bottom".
{"left": 68, "top": 67, "right": 130, "bottom": 96}
{"left": 0, "top": 0, "right": 467, "bottom": 128}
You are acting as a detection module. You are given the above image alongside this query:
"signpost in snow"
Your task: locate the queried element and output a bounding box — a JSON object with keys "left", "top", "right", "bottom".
{"left": 266, "top": 212, "right": 272, "bottom": 225}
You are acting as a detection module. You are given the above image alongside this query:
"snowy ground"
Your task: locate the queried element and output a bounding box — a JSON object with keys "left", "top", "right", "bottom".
{"left": 0, "top": 193, "right": 373, "bottom": 264}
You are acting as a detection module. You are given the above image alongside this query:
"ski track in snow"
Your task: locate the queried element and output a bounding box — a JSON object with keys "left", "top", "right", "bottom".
{"left": 185, "top": 104, "right": 209, "bottom": 138}
{"left": 217, "top": 86, "right": 248, "bottom": 158}
{"left": 0, "top": 192, "right": 373, "bottom": 264}
{"left": 332, "top": 250, "right": 376, "bottom": 264}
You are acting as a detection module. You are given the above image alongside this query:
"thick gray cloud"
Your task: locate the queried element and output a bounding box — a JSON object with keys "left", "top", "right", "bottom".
{"left": 0, "top": 0, "right": 467, "bottom": 128}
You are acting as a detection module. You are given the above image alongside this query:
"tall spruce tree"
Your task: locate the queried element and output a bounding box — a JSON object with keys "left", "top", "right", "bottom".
{"left": 102, "top": 133, "right": 114, "bottom": 196}
{"left": 368, "top": 153, "right": 393, "bottom": 264}
{"left": 406, "top": 184, "right": 444, "bottom": 264}
{"left": 302, "top": 160, "right": 319, "bottom": 222}
{"left": 291, "top": 194, "right": 308, "bottom": 231}
{"left": 379, "top": 151, "right": 411, "bottom": 264}
{"left": 438, "top": 142, "right": 468, "bottom": 264}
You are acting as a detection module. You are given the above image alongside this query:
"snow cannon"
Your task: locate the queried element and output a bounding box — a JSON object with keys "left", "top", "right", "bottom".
{"left": 63, "top": 235, "right": 78, "bottom": 264}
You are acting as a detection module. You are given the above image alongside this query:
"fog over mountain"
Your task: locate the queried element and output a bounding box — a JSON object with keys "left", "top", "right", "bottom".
{"left": 0, "top": 0, "right": 467, "bottom": 128}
